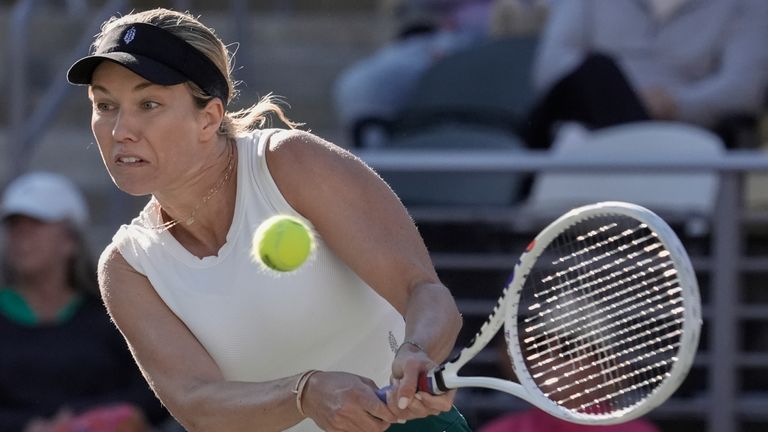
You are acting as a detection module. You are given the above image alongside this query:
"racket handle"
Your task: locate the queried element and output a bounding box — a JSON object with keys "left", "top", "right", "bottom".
{"left": 375, "top": 373, "right": 435, "bottom": 402}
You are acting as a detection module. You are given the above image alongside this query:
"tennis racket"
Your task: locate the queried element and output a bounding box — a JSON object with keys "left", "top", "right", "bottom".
{"left": 379, "top": 201, "right": 701, "bottom": 425}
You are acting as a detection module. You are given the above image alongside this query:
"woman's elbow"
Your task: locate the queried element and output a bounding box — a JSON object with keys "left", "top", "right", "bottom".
{"left": 156, "top": 381, "right": 219, "bottom": 432}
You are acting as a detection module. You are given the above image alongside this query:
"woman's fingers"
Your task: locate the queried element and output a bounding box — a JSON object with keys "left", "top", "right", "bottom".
{"left": 302, "top": 371, "right": 397, "bottom": 431}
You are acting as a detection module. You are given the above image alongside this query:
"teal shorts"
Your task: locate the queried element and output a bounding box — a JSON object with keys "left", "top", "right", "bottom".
{"left": 387, "top": 406, "right": 472, "bottom": 432}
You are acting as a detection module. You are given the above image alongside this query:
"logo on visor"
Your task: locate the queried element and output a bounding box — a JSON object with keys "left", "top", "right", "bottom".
{"left": 123, "top": 27, "right": 136, "bottom": 44}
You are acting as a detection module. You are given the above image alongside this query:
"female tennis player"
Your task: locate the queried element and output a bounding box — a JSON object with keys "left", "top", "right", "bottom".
{"left": 67, "top": 7, "right": 468, "bottom": 432}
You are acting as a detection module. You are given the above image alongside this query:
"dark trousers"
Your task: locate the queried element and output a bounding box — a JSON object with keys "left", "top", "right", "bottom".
{"left": 387, "top": 406, "right": 472, "bottom": 431}
{"left": 522, "top": 53, "right": 650, "bottom": 149}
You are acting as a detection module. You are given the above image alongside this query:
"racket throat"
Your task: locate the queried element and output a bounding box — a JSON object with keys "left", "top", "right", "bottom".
{"left": 426, "top": 368, "right": 450, "bottom": 394}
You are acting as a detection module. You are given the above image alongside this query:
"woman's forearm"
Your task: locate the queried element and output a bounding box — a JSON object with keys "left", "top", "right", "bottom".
{"left": 402, "top": 282, "right": 463, "bottom": 363}
{"left": 169, "top": 374, "right": 305, "bottom": 432}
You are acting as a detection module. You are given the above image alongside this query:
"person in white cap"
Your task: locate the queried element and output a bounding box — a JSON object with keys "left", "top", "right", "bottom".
{"left": 0, "top": 172, "right": 89, "bottom": 229}
{"left": 0, "top": 172, "right": 169, "bottom": 432}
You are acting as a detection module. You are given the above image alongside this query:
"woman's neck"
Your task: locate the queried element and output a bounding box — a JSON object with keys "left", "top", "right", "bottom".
{"left": 154, "top": 138, "right": 239, "bottom": 258}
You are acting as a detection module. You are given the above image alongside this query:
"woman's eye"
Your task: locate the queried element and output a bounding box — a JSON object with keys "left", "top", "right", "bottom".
{"left": 142, "top": 101, "right": 160, "bottom": 110}
{"left": 95, "top": 102, "right": 113, "bottom": 112}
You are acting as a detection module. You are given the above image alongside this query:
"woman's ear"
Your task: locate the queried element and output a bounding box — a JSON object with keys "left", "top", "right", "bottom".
{"left": 199, "top": 98, "right": 225, "bottom": 140}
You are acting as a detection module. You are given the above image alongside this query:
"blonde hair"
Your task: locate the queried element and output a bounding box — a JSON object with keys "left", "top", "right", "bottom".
{"left": 92, "top": 8, "right": 300, "bottom": 137}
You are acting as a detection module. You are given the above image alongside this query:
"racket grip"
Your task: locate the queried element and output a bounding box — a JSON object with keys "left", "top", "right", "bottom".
{"left": 375, "top": 373, "right": 434, "bottom": 402}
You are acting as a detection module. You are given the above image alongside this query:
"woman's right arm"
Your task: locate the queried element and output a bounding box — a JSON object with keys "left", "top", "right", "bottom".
{"left": 98, "top": 244, "right": 397, "bottom": 432}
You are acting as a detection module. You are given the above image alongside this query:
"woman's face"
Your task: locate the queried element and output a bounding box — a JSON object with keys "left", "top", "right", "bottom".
{"left": 4, "top": 215, "right": 74, "bottom": 277}
{"left": 89, "top": 61, "right": 208, "bottom": 196}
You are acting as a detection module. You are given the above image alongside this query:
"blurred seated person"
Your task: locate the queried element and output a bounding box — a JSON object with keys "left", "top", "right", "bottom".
{"left": 488, "top": 0, "right": 550, "bottom": 37}
{"left": 522, "top": 0, "right": 768, "bottom": 149}
{"left": 478, "top": 335, "right": 660, "bottom": 432}
{"left": 334, "top": 0, "right": 493, "bottom": 148}
{"left": 0, "top": 172, "right": 169, "bottom": 432}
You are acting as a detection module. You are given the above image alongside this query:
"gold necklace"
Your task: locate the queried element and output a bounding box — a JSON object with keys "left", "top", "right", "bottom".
{"left": 151, "top": 143, "right": 236, "bottom": 231}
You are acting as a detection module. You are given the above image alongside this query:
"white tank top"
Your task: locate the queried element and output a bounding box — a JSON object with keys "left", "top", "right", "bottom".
{"left": 113, "top": 130, "right": 405, "bottom": 431}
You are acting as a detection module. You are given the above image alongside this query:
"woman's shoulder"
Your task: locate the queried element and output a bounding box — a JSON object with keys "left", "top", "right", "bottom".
{"left": 264, "top": 128, "right": 320, "bottom": 149}
{"left": 264, "top": 128, "right": 351, "bottom": 165}
{"left": 96, "top": 241, "right": 155, "bottom": 314}
{"left": 97, "top": 242, "right": 130, "bottom": 281}
{"left": 97, "top": 241, "right": 147, "bottom": 287}
{"left": 237, "top": 127, "right": 310, "bottom": 164}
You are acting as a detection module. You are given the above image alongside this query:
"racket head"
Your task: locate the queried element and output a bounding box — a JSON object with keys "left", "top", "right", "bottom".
{"left": 504, "top": 201, "right": 701, "bottom": 424}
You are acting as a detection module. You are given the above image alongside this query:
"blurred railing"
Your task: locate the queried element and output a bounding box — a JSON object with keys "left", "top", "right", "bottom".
{"left": 359, "top": 147, "right": 768, "bottom": 432}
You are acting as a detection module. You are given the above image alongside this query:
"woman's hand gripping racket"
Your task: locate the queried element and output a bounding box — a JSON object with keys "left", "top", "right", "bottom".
{"left": 378, "top": 201, "right": 701, "bottom": 425}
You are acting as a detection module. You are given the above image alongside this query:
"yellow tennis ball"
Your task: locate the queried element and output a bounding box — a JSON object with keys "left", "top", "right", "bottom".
{"left": 252, "top": 215, "right": 314, "bottom": 272}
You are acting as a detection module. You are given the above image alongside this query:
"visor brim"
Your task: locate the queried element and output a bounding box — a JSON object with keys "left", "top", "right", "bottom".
{"left": 67, "top": 52, "right": 187, "bottom": 86}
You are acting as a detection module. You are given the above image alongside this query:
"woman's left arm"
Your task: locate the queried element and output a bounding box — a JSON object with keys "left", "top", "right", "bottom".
{"left": 265, "top": 129, "right": 463, "bottom": 418}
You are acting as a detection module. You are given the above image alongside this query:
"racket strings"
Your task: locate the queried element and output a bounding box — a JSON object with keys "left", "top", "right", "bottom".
{"left": 533, "top": 321, "right": 684, "bottom": 391}
{"left": 552, "top": 222, "right": 634, "bottom": 264}
{"left": 524, "top": 279, "right": 681, "bottom": 353}
{"left": 526, "top": 296, "right": 684, "bottom": 363}
{"left": 565, "top": 357, "right": 676, "bottom": 410}
{"left": 523, "top": 266, "right": 676, "bottom": 340}
{"left": 582, "top": 219, "right": 680, "bottom": 412}
{"left": 535, "top": 233, "right": 662, "bottom": 298}
{"left": 548, "top": 349, "right": 676, "bottom": 399}
{"left": 567, "top": 223, "right": 627, "bottom": 412}
{"left": 538, "top": 329, "right": 682, "bottom": 387}
{"left": 518, "top": 216, "right": 686, "bottom": 416}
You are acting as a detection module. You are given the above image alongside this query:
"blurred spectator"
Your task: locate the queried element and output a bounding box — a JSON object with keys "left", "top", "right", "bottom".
{"left": 479, "top": 408, "right": 660, "bottom": 432}
{"left": 522, "top": 0, "right": 768, "bottom": 149}
{"left": 489, "top": 0, "right": 549, "bottom": 37}
{"left": 0, "top": 172, "right": 169, "bottom": 432}
{"left": 334, "top": 0, "right": 493, "bottom": 147}
{"left": 478, "top": 336, "right": 660, "bottom": 432}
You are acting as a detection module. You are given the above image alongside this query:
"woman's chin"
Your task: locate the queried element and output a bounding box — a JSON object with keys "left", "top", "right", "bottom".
{"left": 110, "top": 177, "right": 152, "bottom": 197}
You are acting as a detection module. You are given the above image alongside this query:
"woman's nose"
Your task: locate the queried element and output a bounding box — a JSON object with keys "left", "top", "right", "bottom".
{"left": 112, "top": 110, "right": 139, "bottom": 143}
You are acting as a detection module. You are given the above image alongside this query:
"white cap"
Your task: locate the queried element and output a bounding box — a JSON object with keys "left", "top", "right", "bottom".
{"left": 1, "top": 172, "right": 89, "bottom": 228}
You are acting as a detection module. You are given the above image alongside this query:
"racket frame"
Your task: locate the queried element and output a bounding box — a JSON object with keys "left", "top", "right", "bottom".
{"left": 431, "top": 201, "right": 701, "bottom": 425}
